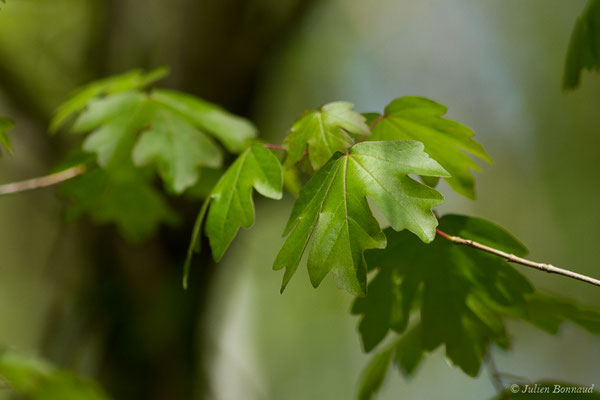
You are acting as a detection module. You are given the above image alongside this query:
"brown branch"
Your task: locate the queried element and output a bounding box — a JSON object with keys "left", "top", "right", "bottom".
{"left": 436, "top": 229, "right": 600, "bottom": 288}
{"left": 0, "top": 165, "right": 87, "bottom": 196}
{"left": 263, "top": 143, "right": 285, "bottom": 151}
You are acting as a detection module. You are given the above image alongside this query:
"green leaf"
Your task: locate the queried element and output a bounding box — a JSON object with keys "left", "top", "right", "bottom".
{"left": 369, "top": 97, "right": 491, "bottom": 199}
{"left": 50, "top": 67, "right": 167, "bottom": 132}
{"left": 150, "top": 89, "right": 257, "bottom": 153}
{"left": 71, "top": 90, "right": 223, "bottom": 193}
{"left": 59, "top": 166, "right": 178, "bottom": 242}
{"left": 0, "top": 348, "right": 110, "bottom": 400}
{"left": 357, "top": 325, "right": 424, "bottom": 400}
{"left": 0, "top": 117, "right": 14, "bottom": 155}
{"left": 353, "top": 214, "right": 533, "bottom": 375}
{"left": 273, "top": 141, "right": 448, "bottom": 295}
{"left": 205, "top": 144, "right": 283, "bottom": 261}
{"left": 357, "top": 345, "right": 394, "bottom": 400}
{"left": 283, "top": 102, "right": 370, "bottom": 170}
{"left": 563, "top": 0, "right": 600, "bottom": 89}
{"left": 505, "top": 292, "right": 600, "bottom": 335}
{"left": 132, "top": 103, "right": 223, "bottom": 193}
{"left": 492, "top": 381, "right": 600, "bottom": 399}
{"left": 183, "top": 196, "right": 210, "bottom": 289}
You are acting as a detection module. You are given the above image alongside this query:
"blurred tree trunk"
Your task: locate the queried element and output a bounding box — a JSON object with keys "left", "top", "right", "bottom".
{"left": 23, "top": 1, "right": 318, "bottom": 399}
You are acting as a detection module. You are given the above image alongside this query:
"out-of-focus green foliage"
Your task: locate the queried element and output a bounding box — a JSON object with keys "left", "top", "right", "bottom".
{"left": 368, "top": 97, "right": 491, "bottom": 199}
{"left": 59, "top": 165, "right": 178, "bottom": 242}
{"left": 0, "top": 348, "right": 110, "bottom": 400}
{"left": 283, "top": 101, "right": 370, "bottom": 170}
{"left": 354, "top": 215, "right": 600, "bottom": 399}
{"left": 0, "top": 117, "right": 13, "bottom": 155}
{"left": 563, "top": 0, "right": 600, "bottom": 89}
{"left": 205, "top": 144, "right": 283, "bottom": 262}
{"left": 273, "top": 141, "right": 449, "bottom": 295}
{"left": 50, "top": 67, "right": 168, "bottom": 133}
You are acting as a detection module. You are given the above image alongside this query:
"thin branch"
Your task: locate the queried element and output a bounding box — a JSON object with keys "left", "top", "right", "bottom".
{"left": 359, "top": 114, "right": 384, "bottom": 143}
{"left": 436, "top": 229, "right": 600, "bottom": 288}
{"left": 263, "top": 143, "right": 285, "bottom": 151}
{"left": 0, "top": 165, "right": 87, "bottom": 196}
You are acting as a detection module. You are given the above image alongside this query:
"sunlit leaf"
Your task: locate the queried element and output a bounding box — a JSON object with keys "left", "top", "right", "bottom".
{"left": 274, "top": 141, "right": 448, "bottom": 295}
{"left": 368, "top": 97, "right": 491, "bottom": 199}
{"left": 283, "top": 102, "right": 370, "bottom": 170}
{"left": 205, "top": 144, "right": 283, "bottom": 261}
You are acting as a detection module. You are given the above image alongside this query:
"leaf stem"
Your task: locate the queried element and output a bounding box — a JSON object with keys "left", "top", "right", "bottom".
{"left": 436, "top": 229, "right": 600, "bottom": 288}
{"left": 263, "top": 144, "right": 285, "bottom": 151}
{"left": 0, "top": 164, "right": 87, "bottom": 196}
{"left": 359, "top": 115, "right": 384, "bottom": 143}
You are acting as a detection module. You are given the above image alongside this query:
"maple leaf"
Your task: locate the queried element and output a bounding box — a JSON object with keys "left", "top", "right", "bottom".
{"left": 69, "top": 89, "right": 257, "bottom": 193}
{"left": 283, "top": 101, "right": 370, "bottom": 171}
{"left": 368, "top": 97, "right": 491, "bottom": 199}
{"left": 204, "top": 144, "right": 283, "bottom": 261}
{"left": 273, "top": 141, "right": 449, "bottom": 295}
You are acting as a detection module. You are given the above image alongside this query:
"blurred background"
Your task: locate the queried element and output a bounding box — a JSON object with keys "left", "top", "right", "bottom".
{"left": 0, "top": 0, "right": 599, "bottom": 399}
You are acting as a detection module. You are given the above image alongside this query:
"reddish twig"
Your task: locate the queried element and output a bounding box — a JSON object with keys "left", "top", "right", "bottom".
{"left": 436, "top": 229, "right": 600, "bottom": 288}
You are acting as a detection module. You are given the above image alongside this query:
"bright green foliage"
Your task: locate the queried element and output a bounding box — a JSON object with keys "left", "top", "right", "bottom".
{"left": 150, "top": 89, "right": 256, "bottom": 153}
{"left": 368, "top": 97, "right": 491, "bottom": 199}
{"left": 50, "top": 67, "right": 168, "bottom": 133}
{"left": 273, "top": 141, "right": 449, "bottom": 295}
{"left": 353, "top": 215, "right": 533, "bottom": 373}
{"left": 0, "top": 348, "right": 110, "bottom": 400}
{"left": 72, "top": 91, "right": 223, "bottom": 193}
{"left": 0, "top": 116, "right": 14, "bottom": 155}
{"left": 205, "top": 144, "right": 283, "bottom": 261}
{"left": 563, "top": 0, "right": 600, "bottom": 89}
{"left": 493, "top": 382, "right": 600, "bottom": 399}
{"left": 283, "top": 102, "right": 370, "bottom": 171}
{"left": 59, "top": 166, "right": 177, "bottom": 242}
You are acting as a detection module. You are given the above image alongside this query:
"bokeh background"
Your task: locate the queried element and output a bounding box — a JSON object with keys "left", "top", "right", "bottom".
{"left": 1, "top": 0, "right": 599, "bottom": 399}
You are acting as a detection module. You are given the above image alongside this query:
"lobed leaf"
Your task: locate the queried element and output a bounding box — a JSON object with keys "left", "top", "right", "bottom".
{"left": 368, "top": 97, "right": 491, "bottom": 199}
{"left": 204, "top": 144, "right": 283, "bottom": 261}
{"left": 273, "top": 141, "right": 448, "bottom": 295}
{"left": 283, "top": 101, "right": 370, "bottom": 170}
{"left": 353, "top": 215, "right": 533, "bottom": 374}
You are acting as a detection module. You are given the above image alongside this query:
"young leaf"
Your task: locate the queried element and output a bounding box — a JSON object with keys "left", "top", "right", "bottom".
{"left": 283, "top": 102, "right": 370, "bottom": 170}
{"left": 353, "top": 215, "right": 534, "bottom": 375}
{"left": 0, "top": 348, "right": 110, "bottom": 400}
{"left": 59, "top": 166, "right": 178, "bottom": 242}
{"left": 150, "top": 89, "right": 257, "bottom": 153}
{"left": 50, "top": 67, "right": 168, "bottom": 132}
{"left": 368, "top": 97, "right": 491, "bottom": 199}
{"left": 273, "top": 141, "right": 449, "bottom": 295}
{"left": 71, "top": 90, "right": 223, "bottom": 193}
{"left": 563, "top": 0, "right": 600, "bottom": 89}
{"left": 0, "top": 117, "right": 14, "bottom": 155}
{"left": 131, "top": 102, "right": 224, "bottom": 193}
{"left": 205, "top": 144, "right": 283, "bottom": 261}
